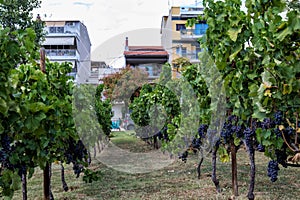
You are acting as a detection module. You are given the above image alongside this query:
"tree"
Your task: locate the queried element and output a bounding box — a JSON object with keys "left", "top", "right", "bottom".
{"left": 102, "top": 66, "right": 148, "bottom": 114}
{"left": 95, "top": 84, "right": 112, "bottom": 137}
{"left": 172, "top": 57, "right": 191, "bottom": 72}
{"left": 0, "top": 0, "right": 45, "bottom": 44}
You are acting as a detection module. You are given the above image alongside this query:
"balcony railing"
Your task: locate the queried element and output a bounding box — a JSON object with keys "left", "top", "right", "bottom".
{"left": 180, "top": 29, "right": 207, "bottom": 39}
{"left": 45, "top": 49, "right": 76, "bottom": 57}
{"left": 176, "top": 50, "right": 202, "bottom": 62}
{"left": 185, "top": 53, "right": 200, "bottom": 62}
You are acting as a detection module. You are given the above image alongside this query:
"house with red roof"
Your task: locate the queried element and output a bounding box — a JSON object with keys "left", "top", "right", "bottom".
{"left": 123, "top": 37, "right": 169, "bottom": 81}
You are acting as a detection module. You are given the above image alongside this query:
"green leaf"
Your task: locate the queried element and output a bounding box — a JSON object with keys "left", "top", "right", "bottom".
{"left": 229, "top": 44, "right": 242, "bottom": 61}
{"left": 27, "top": 102, "right": 49, "bottom": 113}
{"left": 264, "top": 130, "right": 272, "bottom": 139}
{"left": 247, "top": 73, "right": 258, "bottom": 80}
{"left": 0, "top": 121, "right": 4, "bottom": 134}
{"left": 24, "top": 112, "right": 46, "bottom": 131}
{"left": 234, "top": 136, "right": 241, "bottom": 146}
{"left": 256, "top": 128, "right": 262, "bottom": 144}
{"left": 283, "top": 84, "right": 292, "bottom": 95}
{"left": 220, "top": 152, "right": 230, "bottom": 163}
{"left": 276, "top": 27, "right": 292, "bottom": 41}
{"left": 248, "top": 84, "right": 258, "bottom": 97}
{"left": 262, "top": 140, "right": 272, "bottom": 146}
{"left": 262, "top": 55, "right": 270, "bottom": 65}
{"left": 227, "top": 27, "right": 242, "bottom": 42}
{"left": 274, "top": 138, "right": 283, "bottom": 149}
{"left": 252, "top": 109, "right": 266, "bottom": 120}
{"left": 11, "top": 171, "right": 21, "bottom": 191}
{"left": 0, "top": 97, "right": 8, "bottom": 115}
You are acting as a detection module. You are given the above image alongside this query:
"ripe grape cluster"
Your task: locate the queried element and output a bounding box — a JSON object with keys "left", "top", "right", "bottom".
{"left": 0, "top": 135, "right": 31, "bottom": 181}
{"left": 0, "top": 135, "right": 14, "bottom": 170}
{"left": 274, "top": 111, "right": 283, "bottom": 125}
{"left": 178, "top": 151, "right": 188, "bottom": 162}
{"left": 275, "top": 149, "right": 288, "bottom": 168}
{"left": 284, "top": 126, "right": 295, "bottom": 136}
{"left": 191, "top": 138, "right": 201, "bottom": 149}
{"left": 267, "top": 160, "right": 280, "bottom": 182}
{"left": 154, "top": 126, "right": 168, "bottom": 141}
{"left": 64, "top": 139, "right": 88, "bottom": 177}
{"left": 274, "top": 128, "right": 282, "bottom": 138}
{"left": 178, "top": 124, "right": 208, "bottom": 162}
{"left": 261, "top": 118, "right": 275, "bottom": 129}
{"left": 220, "top": 115, "right": 243, "bottom": 143}
{"left": 256, "top": 144, "right": 265, "bottom": 152}
{"left": 198, "top": 124, "right": 208, "bottom": 138}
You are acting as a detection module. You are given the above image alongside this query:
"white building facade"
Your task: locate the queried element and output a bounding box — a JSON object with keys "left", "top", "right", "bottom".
{"left": 42, "top": 20, "right": 91, "bottom": 84}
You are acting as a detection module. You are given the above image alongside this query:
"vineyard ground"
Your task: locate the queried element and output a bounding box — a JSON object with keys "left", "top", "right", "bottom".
{"left": 12, "top": 131, "right": 300, "bottom": 200}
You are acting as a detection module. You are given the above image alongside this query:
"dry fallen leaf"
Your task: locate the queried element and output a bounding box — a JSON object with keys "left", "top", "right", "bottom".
{"left": 291, "top": 153, "right": 300, "bottom": 163}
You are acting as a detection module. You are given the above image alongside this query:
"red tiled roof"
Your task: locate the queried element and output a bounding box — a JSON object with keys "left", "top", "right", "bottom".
{"left": 124, "top": 46, "right": 168, "bottom": 56}
{"left": 124, "top": 51, "right": 168, "bottom": 56}
{"left": 128, "top": 46, "right": 165, "bottom": 51}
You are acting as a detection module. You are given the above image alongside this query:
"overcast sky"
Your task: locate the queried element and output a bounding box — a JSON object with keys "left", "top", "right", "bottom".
{"left": 33, "top": 0, "right": 201, "bottom": 65}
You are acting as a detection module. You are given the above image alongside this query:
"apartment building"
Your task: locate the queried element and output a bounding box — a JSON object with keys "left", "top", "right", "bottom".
{"left": 42, "top": 20, "right": 91, "bottom": 84}
{"left": 161, "top": 5, "right": 208, "bottom": 65}
{"left": 124, "top": 37, "right": 169, "bottom": 81}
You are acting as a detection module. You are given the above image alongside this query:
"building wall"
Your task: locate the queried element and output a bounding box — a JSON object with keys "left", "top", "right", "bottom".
{"left": 43, "top": 21, "right": 91, "bottom": 84}
{"left": 161, "top": 5, "right": 207, "bottom": 70}
{"left": 112, "top": 103, "right": 124, "bottom": 120}
{"left": 77, "top": 22, "right": 91, "bottom": 83}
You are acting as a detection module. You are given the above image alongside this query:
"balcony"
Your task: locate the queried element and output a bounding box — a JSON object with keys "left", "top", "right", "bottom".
{"left": 186, "top": 52, "right": 201, "bottom": 63}
{"left": 180, "top": 29, "right": 206, "bottom": 40}
{"left": 45, "top": 26, "right": 79, "bottom": 37}
{"left": 176, "top": 50, "right": 201, "bottom": 63}
{"left": 45, "top": 49, "right": 77, "bottom": 60}
{"left": 180, "top": 6, "right": 204, "bottom": 18}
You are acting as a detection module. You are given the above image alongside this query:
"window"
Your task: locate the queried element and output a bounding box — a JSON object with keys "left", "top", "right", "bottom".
{"left": 194, "top": 23, "right": 208, "bottom": 35}
{"left": 176, "top": 24, "right": 186, "bottom": 31}
{"left": 196, "top": 47, "right": 201, "bottom": 59}
{"left": 181, "top": 47, "right": 187, "bottom": 57}
{"left": 66, "top": 22, "right": 75, "bottom": 26}
{"left": 56, "top": 27, "right": 64, "bottom": 33}
{"left": 48, "top": 27, "right": 65, "bottom": 33}
{"left": 176, "top": 47, "right": 181, "bottom": 55}
{"left": 49, "top": 27, "right": 56, "bottom": 33}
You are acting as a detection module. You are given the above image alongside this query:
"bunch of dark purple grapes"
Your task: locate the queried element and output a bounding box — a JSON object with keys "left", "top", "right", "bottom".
{"left": 267, "top": 160, "right": 280, "bottom": 182}
{"left": 220, "top": 115, "right": 243, "bottom": 144}
{"left": 178, "top": 124, "right": 208, "bottom": 162}
{"left": 0, "top": 135, "right": 14, "bottom": 170}
{"left": 256, "top": 111, "right": 285, "bottom": 152}
{"left": 198, "top": 124, "right": 208, "bottom": 138}
{"left": 64, "top": 139, "right": 88, "bottom": 177}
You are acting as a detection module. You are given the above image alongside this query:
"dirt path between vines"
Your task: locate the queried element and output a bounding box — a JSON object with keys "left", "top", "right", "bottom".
{"left": 12, "top": 131, "right": 300, "bottom": 200}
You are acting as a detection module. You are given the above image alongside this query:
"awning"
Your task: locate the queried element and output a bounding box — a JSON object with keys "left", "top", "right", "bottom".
{"left": 45, "top": 21, "right": 66, "bottom": 27}
{"left": 43, "top": 37, "right": 75, "bottom": 46}
{"left": 125, "top": 58, "right": 168, "bottom": 64}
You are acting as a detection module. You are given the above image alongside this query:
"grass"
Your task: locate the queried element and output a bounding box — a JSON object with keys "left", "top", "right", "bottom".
{"left": 11, "top": 131, "right": 300, "bottom": 200}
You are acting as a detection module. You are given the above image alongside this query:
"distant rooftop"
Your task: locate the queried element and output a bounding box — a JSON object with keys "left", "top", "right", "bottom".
{"left": 124, "top": 46, "right": 168, "bottom": 56}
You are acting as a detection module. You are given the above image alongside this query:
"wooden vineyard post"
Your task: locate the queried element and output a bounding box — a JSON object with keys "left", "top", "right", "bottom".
{"left": 231, "top": 141, "right": 238, "bottom": 197}
{"left": 40, "top": 47, "right": 52, "bottom": 200}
